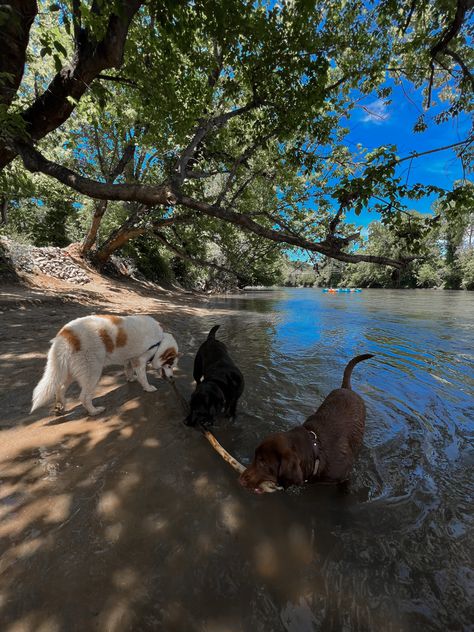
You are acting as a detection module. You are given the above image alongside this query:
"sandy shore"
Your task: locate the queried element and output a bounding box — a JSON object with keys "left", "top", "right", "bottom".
{"left": 0, "top": 268, "right": 254, "bottom": 631}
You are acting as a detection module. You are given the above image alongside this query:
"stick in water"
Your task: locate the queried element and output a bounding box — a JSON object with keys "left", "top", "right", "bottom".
{"left": 199, "top": 426, "right": 246, "bottom": 474}
{"left": 168, "top": 379, "right": 281, "bottom": 490}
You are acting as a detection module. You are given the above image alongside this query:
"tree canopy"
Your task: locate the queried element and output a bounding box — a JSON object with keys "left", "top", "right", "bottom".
{"left": 0, "top": 0, "right": 472, "bottom": 280}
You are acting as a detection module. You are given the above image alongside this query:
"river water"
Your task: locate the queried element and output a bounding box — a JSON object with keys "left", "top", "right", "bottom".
{"left": 186, "top": 288, "right": 473, "bottom": 632}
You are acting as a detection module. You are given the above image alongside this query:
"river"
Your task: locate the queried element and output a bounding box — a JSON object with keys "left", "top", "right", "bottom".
{"left": 187, "top": 288, "right": 473, "bottom": 632}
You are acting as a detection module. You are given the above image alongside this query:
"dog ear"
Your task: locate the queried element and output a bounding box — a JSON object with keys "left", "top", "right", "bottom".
{"left": 277, "top": 451, "right": 304, "bottom": 488}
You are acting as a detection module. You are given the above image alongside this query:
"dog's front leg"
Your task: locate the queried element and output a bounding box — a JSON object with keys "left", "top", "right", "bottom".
{"left": 133, "top": 361, "right": 157, "bottom": 392}
{"left": 124, "top": 360, "right": 136, "bottom": 382}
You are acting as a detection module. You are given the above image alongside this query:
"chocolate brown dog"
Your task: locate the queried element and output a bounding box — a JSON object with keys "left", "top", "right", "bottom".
{"left": 239, "top": 354, "right": 373, "bottom": 493}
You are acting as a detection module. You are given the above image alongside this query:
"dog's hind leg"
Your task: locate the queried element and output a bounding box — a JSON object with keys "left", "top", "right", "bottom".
{"left": 227, "top": 397, "right": 238, "bottom": 420}
{"left": 54, "top": 373, "right": 72, "bottom": 415}
{"left": 124, "top": 360, "right": 135, "bottom": 382}
{"left": 77, "top": 367, "right": 105, "bottom": 416}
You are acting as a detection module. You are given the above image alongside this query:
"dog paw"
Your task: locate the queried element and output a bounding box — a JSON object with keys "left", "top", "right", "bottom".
{"left": 54, "top": 403, "right": 65, "bottom": 416}
{"left": 143, "top": 385, "right": 157, "bottom": 392}
{"left": 88, "top": 406, "right": 105, "bottom": 416}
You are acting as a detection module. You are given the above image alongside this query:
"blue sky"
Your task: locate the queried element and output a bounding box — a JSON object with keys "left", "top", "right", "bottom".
{"left": 342, "top": 77, "right": 471, "bottom": 234}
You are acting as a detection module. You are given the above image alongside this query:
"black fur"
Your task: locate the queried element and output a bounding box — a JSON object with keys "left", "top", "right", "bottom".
{"left": 185, "top": 325, "right": 244, "bottom": 426}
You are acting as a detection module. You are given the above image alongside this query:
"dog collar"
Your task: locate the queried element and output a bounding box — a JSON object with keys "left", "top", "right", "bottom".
{"left": 305, "top": 428, "right": 320, "bottom": 480}
{"left": 148, "top": 340, "right": 162, "bottom": 363}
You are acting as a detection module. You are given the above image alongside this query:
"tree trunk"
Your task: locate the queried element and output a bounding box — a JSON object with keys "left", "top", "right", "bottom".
{"left": 94, "top": 222, "right": 143, "bottom": 265}
{"left": 0, "top": 1, "right": 142, "bottom": 172}
{"left": 0, "top": 1, "right": 37, "bottom": 108}
{"left": 80, "top": 143, "right": 136, "bottom": 256}
{"left": 81, "top": 199, "right": 108, "bottom": 254}
{"left": 0, "top": 197, "right": 7, "bottom": 225}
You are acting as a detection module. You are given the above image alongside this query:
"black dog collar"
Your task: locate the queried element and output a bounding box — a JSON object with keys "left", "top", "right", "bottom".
{"left": 147, "top": 340, "right": 162, "bottom": 364}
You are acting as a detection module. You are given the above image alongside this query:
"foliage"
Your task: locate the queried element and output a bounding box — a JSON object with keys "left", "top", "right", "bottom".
{"left": 0, "top": 0, "right": 472, "bottom": 285}
{"left": 327, "top": 194, "right": 474, "bottom": 289}
{"left": 459, "top": 250, "right": 474, "bottom": 290}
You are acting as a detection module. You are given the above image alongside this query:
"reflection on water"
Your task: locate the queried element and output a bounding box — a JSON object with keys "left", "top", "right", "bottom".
{"left": 197, "top": 289, "right": 474, "bottom": 631}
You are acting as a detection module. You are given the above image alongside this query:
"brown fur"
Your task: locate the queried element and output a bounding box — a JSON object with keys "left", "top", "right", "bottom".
{"left": 99, "top": 328, "right": 115, "bottom": 353}
{"left": 239, "top": 354, "right": 373, "bottom": 492}
{"left": 58, "top": 327, "right": 81, "bottom": 352}
{"left": 160, "top": 347, "right": 177, "bottom": 365}
{"left": 116, "top": 328, "right": 128, "bottom": 348}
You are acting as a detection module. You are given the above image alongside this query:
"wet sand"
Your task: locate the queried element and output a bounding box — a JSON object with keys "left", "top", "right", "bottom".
{"left": 0, "top": 272, "right": 256, "bottom": 632}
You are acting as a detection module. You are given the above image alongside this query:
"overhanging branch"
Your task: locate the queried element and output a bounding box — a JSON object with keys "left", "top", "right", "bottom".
{"left": 0, "top": 0, "right": 143, "bottom": 171}
{"left": 153, "top": 231, "right": 244, "bottom": 282}
{"left": 174, "top": 193, "right": 413, "bottom": 268}
{"left": 16, "top": 142, "right": 175, "bottom": 206}
{"left": 16, "top": 144, "right": 424, "bottom": 268}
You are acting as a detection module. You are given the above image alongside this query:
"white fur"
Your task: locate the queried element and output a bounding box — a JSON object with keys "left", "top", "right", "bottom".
{"left": 31, "top": 315, "right": 179, "bottom": 416}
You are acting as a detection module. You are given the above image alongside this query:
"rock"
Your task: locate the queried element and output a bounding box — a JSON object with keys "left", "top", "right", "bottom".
{"left": 0, "top": 238, "right": 91, "bottom": 285}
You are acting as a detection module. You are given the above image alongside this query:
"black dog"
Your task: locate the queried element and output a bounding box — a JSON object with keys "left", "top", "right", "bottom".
{"left": 185, "top": 325, "right": 244, "bottom": 426}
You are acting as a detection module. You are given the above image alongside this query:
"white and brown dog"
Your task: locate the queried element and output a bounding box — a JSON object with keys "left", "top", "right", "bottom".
{"left": 31, "top": 314, "right": 179, "bottom": 416}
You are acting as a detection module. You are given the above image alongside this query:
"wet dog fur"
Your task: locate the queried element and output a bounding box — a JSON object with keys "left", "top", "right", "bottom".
{"left": 185, "top": 325, "right": 244, "bottom": 426}
{"left": 239, "top": 354, "right": 373, "bottom": 493}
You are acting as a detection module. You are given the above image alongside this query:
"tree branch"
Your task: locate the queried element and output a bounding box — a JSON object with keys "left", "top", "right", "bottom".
{"left": 16, "top": 142, "right": 175, "bottom": 206}
{"left": 97, "top": 73, "right": 138, "bottom": 87}
{"left": 389, "top": 138, "right": 471, "bottom": 167}
{"left": 215, "top": 131, "right": 275, "bottom": 206}
{"left": 0, "top": 0, "right": 143, "bottom": 171}
{"left": 15, "top": 144, "right": 429, "bottom": 269}
{"left": 429, "top": 0, "right": 473, "bottom": 89}
{"left": 153, "top": 230, "right": 245, "bottom": 282}
{"left": 174, "top": 100, "right": 259, "bottom": 184}
{"left": 94, "top": 210, "right": 196, "bottom": 264}
{"left": 401, "top": 0, "right": 417, "bottom": 35}
{"left": 0, "top": 196, "right": 8, "bottom": 225}
{"left": 445, "top": 47, "right": 474, "bottom": 91}
{"left": 0, "top": 0, "right": 37, "bottom": 108}
{"left": 109, "top": 143, "right": 135, "bottom": 182}
{"left": 81, "top": 142, "right": 137, "bottom": 254}
{"left": 174, "top": 192, "right": 413, "bottom": 268}
{"left": 430, "top": 0, "right": 471, "bottom": 58}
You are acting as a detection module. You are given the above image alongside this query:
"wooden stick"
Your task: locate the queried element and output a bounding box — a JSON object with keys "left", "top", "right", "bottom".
{"left": 200, "top": 427, "right": 246, "bottom": 474}
{"left": 168, "top": 379, "right": 282, "bottom": 492}
{"left": 168, "top": 380, "right": 246, "bottom": 474}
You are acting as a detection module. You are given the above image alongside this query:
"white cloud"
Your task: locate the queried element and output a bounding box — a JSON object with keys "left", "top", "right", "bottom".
{"left": 360, "top": 100, "right": 390, "bottom": 125}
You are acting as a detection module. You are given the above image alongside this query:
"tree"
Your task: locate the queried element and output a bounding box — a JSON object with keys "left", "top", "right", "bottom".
{"left": 435, "top": 182, "right": 474, "bottom": 288}
{"left": 1, "top": 0, "right": 472, "bottom": 272}
{"left": 332, "top": 184, "right": 474, "bottom": 289}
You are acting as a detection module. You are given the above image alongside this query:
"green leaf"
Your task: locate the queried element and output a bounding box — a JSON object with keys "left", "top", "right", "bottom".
{"left": 53, "top": 40, "right": 68, "bottom": 57}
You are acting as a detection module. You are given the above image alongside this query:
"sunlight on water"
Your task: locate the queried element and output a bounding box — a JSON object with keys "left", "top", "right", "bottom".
{"left": 197, "top": 288, "right": 474, "bottom": 631}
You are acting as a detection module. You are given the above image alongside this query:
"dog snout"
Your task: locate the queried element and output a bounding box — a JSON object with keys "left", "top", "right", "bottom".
{"left": 238, "top": 468, "right": 257, "bottom": 491}
{"left": 161, "top": 366, "right": 174, "bottom": 380}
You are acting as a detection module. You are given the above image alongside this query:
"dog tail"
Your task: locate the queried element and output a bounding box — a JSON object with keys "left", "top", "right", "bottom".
{"left": 341, "top": 354, "right": 374, "bottom": 390}
{"left": 31, "top": 338, "right": 69, "bottom": 413}
{"left": 207, "top": 325, "right": 220, "bottom": 340}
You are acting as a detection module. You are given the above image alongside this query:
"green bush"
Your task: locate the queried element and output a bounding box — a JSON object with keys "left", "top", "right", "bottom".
{"left": 459, "top": 251, "right": 474, "bottom": 290}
